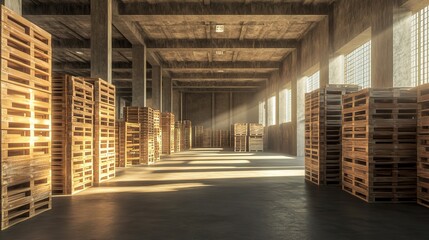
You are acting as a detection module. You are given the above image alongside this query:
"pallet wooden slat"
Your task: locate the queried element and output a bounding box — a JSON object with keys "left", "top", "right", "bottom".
{"left": 161, "top": 112, "right": 175, "bottom": 155}
{"left": 417, "top": 83, "right": 429, "bottom": 208}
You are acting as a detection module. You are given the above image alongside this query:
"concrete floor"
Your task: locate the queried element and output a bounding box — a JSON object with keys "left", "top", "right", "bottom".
{"left": 1, "top": 149, "right": 428, "bottom": 240}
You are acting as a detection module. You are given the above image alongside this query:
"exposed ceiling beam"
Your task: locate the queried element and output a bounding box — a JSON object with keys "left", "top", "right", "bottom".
{"left": 163, "top": 61, "right": 279, "bottom": 71}
{"left": 174, "top": 85, "right": 260, "bottom": 89}
{"left": 146, "top": 39, "right": 298, "bottom": 50}
{"left": 53, "top": 39, "right": 130, "bottom": 49}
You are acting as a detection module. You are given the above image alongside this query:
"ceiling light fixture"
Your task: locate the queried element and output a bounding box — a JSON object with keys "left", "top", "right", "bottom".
{"left": 215, "top": 50, "right": 224, "bottom": 55}
{"left": 217, "top": 70, "right": 224, "bottom": 73}
{"left": 75, "top": 51, "right": 84, "bottom": 55}
{"left": 215, "top": 25, "right": 224, "bottom": 33}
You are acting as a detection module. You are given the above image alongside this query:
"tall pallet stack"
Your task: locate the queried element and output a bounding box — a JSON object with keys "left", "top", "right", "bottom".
{"left": 52, "top": 75, "right": 94, "bottom": 195}
{"left": 161, "top": 112, "right": 175, "bottom": 154}
{"left": 305, "top": 84, "right": 359, "bottom": 185}
{"left": 233, "top": 123, "right": 248, "bottom": 152}
{"left": 153, "top": 110, "right": 162, "bottom": 162}
{"left": 194, "top": 126, "right": 204, "bottom": 147}
{"left": 342, "top": 88, "right": 417, "bottom": 203}
{"left": 85, "top": 78, "right": 116, "bottom": 184}
{"left": 124, "top": 107, "right": 155, "bottom": 165}
{"left": 248, "top": 124, "right": 264, "bottom": 152}
{"left": 417, "top": 84, "right": 429, "bottom": 208}
{"left": 0, "top": 6, "right": 52, "bottom": 229}
{"left": 183, "top": 120, "right": 192, "bottom": 150}
{"left": 174, "top": 121, "right": 182, "bottom": 152}
{"left": 116, "top": 122, "right": 140, "bottom": 167}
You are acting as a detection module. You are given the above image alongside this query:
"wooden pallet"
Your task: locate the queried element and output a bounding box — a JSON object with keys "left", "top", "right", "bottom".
{"left": 213, "top": 130, "right": 230, "bottom": 148}
{"left": 194, "top": 125, "right": 204, "bottom": 148}
{"left": 161, "top": 112, "right": 175, "bottom": 155}
{"left": 153, "top": 110, "right": 162, "bottom": 162}
{"left": 51, "top": 74, "right": 94, "bottom": 195}
{"left": 342, "top": 87, "right": 417, "bottom": 203}
{"left": 248, "top": 123, "right": 264, "bottom": 136}
{"left": 417, "top": 83, "right": 429, "bottom": 208}
{"left": 85, "top": 78, "right": 115, "bottom": 184}
{"left": 0, "top": 5, "right": 52, "bottom": 230}
{"left": 174, "top": 121, "right": 182, "bottom": 152}
{"left": 116, "top": 121, "right": 140, "bottom": 167}
{"left": 234, "top": 135, "right": 247, "bottom": 152}
{"left": 182, "top": 120, "right": 192, "bottom": 150}
{"left": 203, "top": 128, "right": 212, "bottom": 148}
{"left": 248, "top": 136, "right": 264, "bottom": 152}
{"left": 233, "top": 123, "right": 248, "bottom": 136}
{"left": 305, "top": 84, "right": 359, "bottom": 186}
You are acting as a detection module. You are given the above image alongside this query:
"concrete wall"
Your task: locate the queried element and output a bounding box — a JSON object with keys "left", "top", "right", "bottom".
{"left": 172, "top": 90, "right": 181, "bottom": 120}
{"left": 183, "top": 92, "right": 257, "bottom": 130}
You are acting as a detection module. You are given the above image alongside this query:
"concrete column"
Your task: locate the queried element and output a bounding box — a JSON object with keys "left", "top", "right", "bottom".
{"left": 290, "top": 50, "right": 298, "bottom": 156}
{"left": 319, "top": 17, "right": 330, "bottom": 87}
{"left": 329, "top": 55, "right": 345, "bottom": 84}
{"left": 371, "top": 0, "right": 394, "bottom": 88}
{"left": 91, "top": 0, "right": 112, "bottom": 83}
{"left": 393, "top": 5, "right": 412, "bottom": 87}
{"left": 162, "top": 77, "right": 172, "bottom": 112}
{"left": 132, "top": 45, "right": 147, "bottom": 107}
{"left": 1, "top": 0, "right": 21, "bottom": 15}
{"left": 152, "top": 66, "right": 162, "bottom": 110}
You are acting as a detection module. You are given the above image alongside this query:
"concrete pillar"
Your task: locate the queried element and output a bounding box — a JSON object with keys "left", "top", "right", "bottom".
{"left": 393, "top": 5, "right": 412, "bottom": 87}
{"left": 290, "top": 50, "right": 298, "bottom": 156}
{"left": 152, "top": 66, "right": 162, "bottom": 110}
{"left": 329, "top": 55, "right": 345, "bottom": 84}
{"left": 91, "top": 0, "right": 112, "bottom": 83}
{"left": 162, "top": 77, "right": 172, "bottom": 112}
{"left": 319, "top": 17, "right": 330, "bottom": 87}
{"left": 132, "top": 45, "right": 147, "bottom": 107}
{"left": 1, "top": 0, "right": 21, "bottom": 15}
{"left": 371, "top": 0, "right": 394, "bottom": 88}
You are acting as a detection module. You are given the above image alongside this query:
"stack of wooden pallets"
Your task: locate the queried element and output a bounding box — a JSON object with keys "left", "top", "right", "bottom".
{"left": 124, "top": 107, "right": 155, "bottom": 165}
{"left": 233, "top": 123, "right": 248, "bottom": 152}
{"left": 182, "top": 120, "right": 192, "bottom": 150}
{"left": 248, "top": 124, "right": 264, "bottom": 152}
{"left": 417, "top": 84, "right": 429, "bottom": 208}
{"left": 213, "top": 130, "right": 230, "bottom": 148}
{"left": 342, "top": 88, "right": 417, "bottom": 203}
{"left": 153, "top": 110, "right": 162, "bottom": 163}
{"left": 305, "top": 84, "right": 359, "bottom": 186}
{"left": 161, "top": 112, "right": 175, "bottom": 154}
{"left": 116, "top": 121, "right": 140, "bottom": 167}
{"left": 52, "top": 75, "right": 94, "bottom": 195}
{"left": 0, "top": 6, "right": 52, "bottom": 229}
{"left": 85, "top": 78, "right": 116, "bottom": 184}
{"left": 194, "top": 126, "right": 204, "bottom": 147}
{"left": 203, "top": 128, "right": 212, "bottom": 147}
{"left": 174, "top": 121, "right": 182, "bottom": 152}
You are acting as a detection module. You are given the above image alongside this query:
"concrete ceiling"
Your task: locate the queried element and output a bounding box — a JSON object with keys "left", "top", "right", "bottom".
{"left": 22, "top": 0, "right": 334, "bottom": 93}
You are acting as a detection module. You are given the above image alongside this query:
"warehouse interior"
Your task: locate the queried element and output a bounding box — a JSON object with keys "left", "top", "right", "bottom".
{"left": 1, "top": 0, "right": 429, "bottom": 239}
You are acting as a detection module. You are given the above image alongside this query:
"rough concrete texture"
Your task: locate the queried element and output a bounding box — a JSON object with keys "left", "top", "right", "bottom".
{"left": 329, "top": 55, "right": 345, "bottom": 84}
{"left": 0, "top": 149, "right": 428, "bottom": 240}
{"left": 296, "top": 77, "right": 306, "bottom": 157}
{"left": 3, "top": 0, "right": 21, "bottom": 15}
{"left": 393, "top": 7, "right": 412, "bottom": 87}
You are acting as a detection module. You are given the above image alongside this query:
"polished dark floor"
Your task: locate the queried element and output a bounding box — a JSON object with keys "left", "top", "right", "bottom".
{"left": 1, "top": 149, "right": 428, "bottom": 240}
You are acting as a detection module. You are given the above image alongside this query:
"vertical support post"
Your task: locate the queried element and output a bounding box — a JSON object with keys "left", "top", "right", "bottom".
{"left": 132, "top": 45, "right": 147, "bottom": 107}
{"left": 162, "top": 77, "right": 172, "bottom": 112}
{"left": 1, "top": 0, "right": 21, "bottom": 15}
{"left": 152, "top": 66, "right": 162, "bottom": 110}
{"left": 319, "top": 17, "right": 330, "bottom": 87}
{"left": 91, "top": 0, "right": 112, "bottom": 83}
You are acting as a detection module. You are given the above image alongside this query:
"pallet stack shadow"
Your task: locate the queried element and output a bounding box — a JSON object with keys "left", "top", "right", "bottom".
{"left": 233, "top": 123, "right": 248, "bottom": 152}
{"left": 213, "top": 130, "right": 230, "bottom": 148}
{"left": 85, "top": 78, "right": 116, "bottom": 183}
{"left": 0, "top": 6, "right": 52, "bottom": 229}
{"left": 248, "top": 124, "right": 264, "bottom": 152}
{"left": 153, "top": 110, "right": 162, "bottom": 162}
{"left": 174, "top": 121, "right": 182, "bottom": 152}
{"left": 116, "top": 121, "right": 140, "bottom": 167}
{"left": 183, "top": 120, "right": 192, "bottom": 150}
{"left": 342, "top": 88, "right": 417, "bottom": 203}
{"left": 305, "top": 85, "right": 359, "bottom": 186}
{"left": 124, "top": 107, "right": 155, "bottom": 165}
{"left": 161, "top": 112, "right": 175, "bottom": 155}
{"left": 52, "top": 75, "right": 93, "bottom": 195}
{"left": 417, "top": 84, "right": 429, "bottom": 208}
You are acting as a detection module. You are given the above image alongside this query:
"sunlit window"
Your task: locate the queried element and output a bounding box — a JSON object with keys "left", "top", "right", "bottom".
{"left": 411, "top": 6, "right": 429, "bottom": 86}
{"left": 306, "top": 71, "right": 320, "bottom": 93}
{"left": 345, "top": 41, "right": 371, "bottom": 88}
{"left": 267, "top": 96, "right": 276, "bottom": 126}
{"left": 258, "top": 100, "right": 266, "bottom": 126}
{"left": 279, "top": 88, "right": 292, "bottom": 123}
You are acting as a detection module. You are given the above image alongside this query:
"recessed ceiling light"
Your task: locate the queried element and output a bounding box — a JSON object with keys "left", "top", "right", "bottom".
{"left": 215, "top": 50, "right": 223, "bottom": 55}
{"left": 217, "top": 70, "right": 224, "bottom": 73}
{"left": 75, "top": 51, "right": 84, "bottom": 55}
{"left": 215, "top": 25, "right": 224, "bottom": 33}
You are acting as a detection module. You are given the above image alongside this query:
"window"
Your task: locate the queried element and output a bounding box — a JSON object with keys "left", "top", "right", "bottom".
{"left": 258, "top": 100, "right": 266, "bottom": 126}
{"left": 279, "top": 88, "right": 292, "bottom": 123}
{"left": 345, "top": 41, "right": 371, "bottom": 88}
{"left": 267, "top": 96, "right": 276, "bottom": 126}
{"left": 306, "top": 71, "right": 320, "bottom": 93}
{"left": 411, "top": 6, "right": 429, "bottom": 86}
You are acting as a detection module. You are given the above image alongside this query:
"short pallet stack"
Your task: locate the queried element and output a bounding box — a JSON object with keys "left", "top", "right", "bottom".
{"left": 124, "top": 107, "right": 155, "bottom": 165}
{"left": 233, "top": 123, "right": 248, "bottom": 152}
{"left": 0, "top": 6, "right": 52, "bottom": 229}
{"left": 52, "top": 75, "right": 94, "bottom": 195}
{"left": 342, "top": 88, "right": 417, "bottom": 203}
{"left": 417, "top": 84, "right": 429, "bottom": 208}
{"left": 174, "top": 121, "right": 182, "bottom": 152}
{"left": 116, "top": 122, "right": 141, "bottom": 167}
{"left": 183, "top": 120, "right": 192, "bottom": 150}
{"left": 85, "top": 78, "right": 116, "bottom": 184}
{"left": 153, "top": 110, "right": 162, "bottom": 162}
{"left": 203, "top": 128, "right": 212, "bottom": 147}
{"left": 194, "top": 126, "right": 204, "bottom": 147}
{"left": 305, "top": 84, "right": 359, "bottom": 186}
{"left": 248, "top": 124, "right": 264, "bottom": 152}
{"left": 213, "top": 130, "right": 230, "bottom": 148}
{"left": 161, "top": 112, "right": 175, "bottom": 155}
